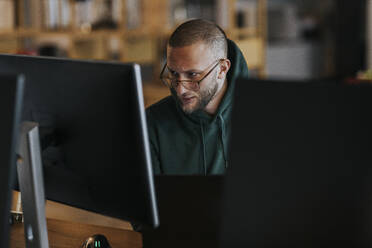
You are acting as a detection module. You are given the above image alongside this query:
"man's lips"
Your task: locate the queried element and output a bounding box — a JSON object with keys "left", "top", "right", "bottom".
{"left": 181, "top": 96, "right": 196, "bottom": 104}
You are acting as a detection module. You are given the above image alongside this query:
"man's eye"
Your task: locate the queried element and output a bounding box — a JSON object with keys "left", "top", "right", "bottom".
{"left": 170, "top": 71, "right": 178, "bottom": 77}
{"left": 188, "top": 72, "right": 199, "bottom": 78}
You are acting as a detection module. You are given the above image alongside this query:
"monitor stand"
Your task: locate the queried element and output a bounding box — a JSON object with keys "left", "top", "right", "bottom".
{"left": 16, "top": 122, "right": 49, "bottom": 248}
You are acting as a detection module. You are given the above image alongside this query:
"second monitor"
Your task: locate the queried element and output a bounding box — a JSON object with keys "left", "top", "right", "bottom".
{"left": 222, "top": 78, "right": 372, "bottom": 247}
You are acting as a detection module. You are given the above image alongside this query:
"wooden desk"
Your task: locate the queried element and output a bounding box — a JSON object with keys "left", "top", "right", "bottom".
{"left": 10, "top": 191, "right": 142, "bottom": 247}
{"left": 10, "top": 218, "right": 142, "bottom": 248}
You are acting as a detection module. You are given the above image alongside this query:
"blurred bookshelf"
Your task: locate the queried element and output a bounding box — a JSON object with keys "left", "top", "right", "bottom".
{"left": 0, "top": 0, "right": 266, "bottom": 105}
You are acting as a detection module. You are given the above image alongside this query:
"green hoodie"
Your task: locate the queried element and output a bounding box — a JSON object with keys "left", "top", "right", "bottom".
{"left": 146, "top": 39, "right": 248, "bottom": 175}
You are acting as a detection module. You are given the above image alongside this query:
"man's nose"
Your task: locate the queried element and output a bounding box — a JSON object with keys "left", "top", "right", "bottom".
{"left": 175, "top": 82, "right": 188, "bottom": 95}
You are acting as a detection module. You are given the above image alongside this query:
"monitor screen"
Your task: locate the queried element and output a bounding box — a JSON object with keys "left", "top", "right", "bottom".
{"left": 0, "top": 75, "right": 24, "bottom": 248}
{"left": 0, "top": 54, "right": 158, "bottom": 228}
{"left": 222, "top": 78, "right": 372, "bottom": 247}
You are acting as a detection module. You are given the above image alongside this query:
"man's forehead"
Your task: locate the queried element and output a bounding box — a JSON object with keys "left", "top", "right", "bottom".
{"left": 166, "top": 41, "right": 214, "bottom": 70}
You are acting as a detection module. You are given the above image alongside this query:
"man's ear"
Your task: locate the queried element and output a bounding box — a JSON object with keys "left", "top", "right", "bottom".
{"left": 218, "top": 59, "right": 231, "bottom": 79}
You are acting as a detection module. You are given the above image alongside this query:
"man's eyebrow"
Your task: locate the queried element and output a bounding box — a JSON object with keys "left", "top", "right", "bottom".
{"left": 167, "top": 66, "right": 175, "bottom": 73}
{"left": 167, "top": 66, "right": 202, "bottom": 73}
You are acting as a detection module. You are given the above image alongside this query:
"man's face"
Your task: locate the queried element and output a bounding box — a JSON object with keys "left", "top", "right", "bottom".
{"left": 166, "top": 42, "right": 222, "bottom": 114}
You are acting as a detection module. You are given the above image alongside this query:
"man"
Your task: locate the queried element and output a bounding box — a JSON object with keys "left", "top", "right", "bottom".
{"left": 146, "top": 19, "right": 249, "bottom": 175}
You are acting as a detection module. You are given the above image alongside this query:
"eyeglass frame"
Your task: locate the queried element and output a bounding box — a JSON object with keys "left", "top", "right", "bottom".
{"left": 160, "top": 58, "right": 226, "bottom": 91}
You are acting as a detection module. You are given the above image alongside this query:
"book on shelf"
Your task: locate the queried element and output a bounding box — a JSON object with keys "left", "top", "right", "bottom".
{"left": 236, "top": 0, "right": 257, "bottom": 29}
{"left": 126, "top": 0, "right": 141, "bottom": 29}
{"left": 185, "top": 0, "right": 216, "bottom": 22}
{"left": 20, "top": 0, "right": 42, "bottom": 29}
{"left": 112, "top": 0, "right": 123, "bottom": 26}
{"left": 74, "top": 0, "right": 121, "bottom": 31}
{"left": 43, "top": 0, "right": 71, "bottom": 30}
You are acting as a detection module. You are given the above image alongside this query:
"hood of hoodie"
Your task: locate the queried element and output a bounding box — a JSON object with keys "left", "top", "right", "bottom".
{"left": 170, "top": 39, "right": 249, "bottom": 124}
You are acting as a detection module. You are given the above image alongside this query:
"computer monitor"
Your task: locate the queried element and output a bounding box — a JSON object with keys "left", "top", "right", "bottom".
{"left": 0, "top": 54, "right": 159, "bottom": 228}
{"left": 0, "top": 75, "right": 24, "bottom": 248}
{"left": 142, "top": 175, "right": 224, "bottom": 248}
{"left": 221, "top": 78, "right": 372, "bottom": 247}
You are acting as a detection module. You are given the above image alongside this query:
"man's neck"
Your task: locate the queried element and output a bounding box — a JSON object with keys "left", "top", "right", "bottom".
{"left": 204, "top": 80, "right": 228, "bottom": 115}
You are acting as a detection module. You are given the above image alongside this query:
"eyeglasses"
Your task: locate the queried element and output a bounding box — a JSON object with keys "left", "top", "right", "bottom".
{"left": 160, "top": 59, "right": 225, "bottom": 91}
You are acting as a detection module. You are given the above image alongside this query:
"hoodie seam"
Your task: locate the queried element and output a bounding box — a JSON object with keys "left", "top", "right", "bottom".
{"left": 200, "top": 122, "right": 207, "bottom": 175}
{"left": 218, "top": 115, "right": 228, "bottom": 169}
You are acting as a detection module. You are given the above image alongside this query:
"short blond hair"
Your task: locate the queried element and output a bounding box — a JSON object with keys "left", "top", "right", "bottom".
{"left": 168, "top": 19, "right": 228, "bottom": 59}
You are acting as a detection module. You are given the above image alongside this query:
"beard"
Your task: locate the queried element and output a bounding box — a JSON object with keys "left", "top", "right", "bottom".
{"left": 180, "top": 73, "right": 220, "bottom": 114}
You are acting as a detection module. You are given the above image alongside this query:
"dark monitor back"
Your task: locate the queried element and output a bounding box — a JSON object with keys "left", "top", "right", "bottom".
{"left": 222, "top": 79, "right": 372, "bottom": 247}
{"left": 0, "top": 75, "right": 24, "bottom": 248}
{"left": 0, "top": 54, "right": 158, "bottom": 227}
{"left": 142, "top": 176, "right": 223, "bottom": 248}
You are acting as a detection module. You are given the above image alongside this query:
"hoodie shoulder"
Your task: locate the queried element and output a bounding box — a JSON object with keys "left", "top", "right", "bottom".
{"left": 146, "top": 95, "right": 176, "bottom": 120}
{"left": 147, "top": 95, "right": 174, "bottom": 111}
